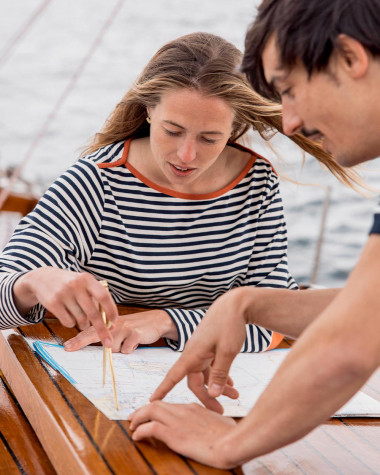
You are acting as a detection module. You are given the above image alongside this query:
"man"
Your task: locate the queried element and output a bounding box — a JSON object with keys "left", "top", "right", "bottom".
{"left": 129, "top": 0, "right": 380, "bottom": 468}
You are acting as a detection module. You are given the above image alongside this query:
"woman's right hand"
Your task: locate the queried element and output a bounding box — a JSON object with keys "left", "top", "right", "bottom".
{"left": 63, "top": 309, "right": 178, "bottom": 353}
{"left": 13, "top": 267, "right": 118, "bottom": 347}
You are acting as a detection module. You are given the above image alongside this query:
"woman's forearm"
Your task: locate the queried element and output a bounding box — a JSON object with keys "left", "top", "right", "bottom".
{"left": 13, "top": 270, "right": 40, "bottom": 315}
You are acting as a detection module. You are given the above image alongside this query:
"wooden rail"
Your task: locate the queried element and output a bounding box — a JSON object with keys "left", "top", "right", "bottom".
{"left": 0, "top": 190, "right": 38, "bottom": 215}
{"left": 0, "top": 370, "right": 55, "bottom": 474}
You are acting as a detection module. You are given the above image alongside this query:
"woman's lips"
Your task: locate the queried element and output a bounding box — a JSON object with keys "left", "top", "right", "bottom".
{"left": 169, "top": 163, "right": 195, "bottom": 177}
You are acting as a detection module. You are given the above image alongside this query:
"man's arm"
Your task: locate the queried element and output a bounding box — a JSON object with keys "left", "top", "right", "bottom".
{"left": 212, "top": 234, "right": 380, "bottom": 465}
{"left": 148, "top": 284, "right": 339, "bottom": 408}
{"left": 242, "top": 285, "right": 339, "bottom": 339}
{"left": 130, "top": 236, "right": 380, "bottom": 468}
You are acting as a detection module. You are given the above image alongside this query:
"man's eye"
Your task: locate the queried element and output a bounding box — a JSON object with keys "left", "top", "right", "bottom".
{"left": 280, "top": 88, "right": 293, "bottom": 98}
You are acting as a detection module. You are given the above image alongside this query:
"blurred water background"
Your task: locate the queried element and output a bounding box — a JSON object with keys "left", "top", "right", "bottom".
{"left": 1, "top": 0, "right": 379, "bottom": 288}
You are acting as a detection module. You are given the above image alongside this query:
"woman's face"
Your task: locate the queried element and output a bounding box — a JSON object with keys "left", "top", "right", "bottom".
{"left": 147, "top": 88, "right": 235, "bottom": 193}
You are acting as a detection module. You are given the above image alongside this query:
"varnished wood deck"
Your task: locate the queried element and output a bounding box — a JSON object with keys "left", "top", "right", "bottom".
{"left": 0, "top": 370, "right": 55, "bottom": 474}
{"left": 0, "top": 306, "right": 379, "bottom": 474}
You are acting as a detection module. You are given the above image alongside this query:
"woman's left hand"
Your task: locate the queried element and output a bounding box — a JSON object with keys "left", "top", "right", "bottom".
{"left": 64, "top": 309, "right": 178, "bottom": 353}
{"left": 129, "top": 401, "right": 238, "bottom": 469}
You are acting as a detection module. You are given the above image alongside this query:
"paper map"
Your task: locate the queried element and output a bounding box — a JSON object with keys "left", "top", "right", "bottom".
{"left": 34, "top": 342, "right": 380, "bottom": 420}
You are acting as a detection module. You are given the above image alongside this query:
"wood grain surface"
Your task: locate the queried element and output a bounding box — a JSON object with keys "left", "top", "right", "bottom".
{"left": 0, "top": 370, "right": 55, "bottom": 474}
{"left": 0, "top": 308, "right": 379, "bottom": 474}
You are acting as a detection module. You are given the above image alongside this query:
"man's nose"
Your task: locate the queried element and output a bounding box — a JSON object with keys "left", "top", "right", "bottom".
{"left": 282, "top": 103, "right": 303, "bottom": 136}
{"left": 177, "top": 138, "right": 197, "bottom": 163}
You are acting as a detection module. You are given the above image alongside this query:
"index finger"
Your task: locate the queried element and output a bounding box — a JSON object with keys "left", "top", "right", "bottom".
{"left": 64, "top": 326, "right": 99, "bottom": 351}
{"left": 150, "top": 360, "right": 189, "bottom": 401}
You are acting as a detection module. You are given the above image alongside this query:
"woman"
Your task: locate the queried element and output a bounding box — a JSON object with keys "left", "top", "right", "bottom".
{"left": 0, "top": 32, "right": 356, "bottom": 353}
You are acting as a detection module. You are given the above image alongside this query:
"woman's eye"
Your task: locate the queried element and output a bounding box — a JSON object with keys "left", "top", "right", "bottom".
{"left": 202, "top": 137, "right": 217, "bottom": 144}
{"left": 164, "top": 129, "right": 180, "bottom": 137}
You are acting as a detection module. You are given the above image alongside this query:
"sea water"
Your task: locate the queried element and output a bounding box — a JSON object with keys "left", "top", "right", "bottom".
{"left": 1, "top": 0, "right": 379, "bottom": 287}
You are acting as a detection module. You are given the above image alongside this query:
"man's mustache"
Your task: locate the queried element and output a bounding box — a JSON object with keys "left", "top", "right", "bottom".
{"left": 301, "top": 128, "right": 321, "bottom": 138}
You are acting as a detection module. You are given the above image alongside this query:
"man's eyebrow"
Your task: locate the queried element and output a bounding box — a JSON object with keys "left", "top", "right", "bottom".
{"left": 268, "top": 74, "right": 288, "bottom": 91}
{"left": 163, "top": 120, "right": 224, "bottom": 135}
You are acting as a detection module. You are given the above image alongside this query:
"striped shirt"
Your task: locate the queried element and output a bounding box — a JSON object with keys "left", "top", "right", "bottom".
{"left": 0, "top": 139, "right": 297, "bottom": 351}
{"left": 370, "top": 201, "right": 380, "bottom": 234}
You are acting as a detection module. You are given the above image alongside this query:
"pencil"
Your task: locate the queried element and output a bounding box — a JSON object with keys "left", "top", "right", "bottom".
{"left": 99, "top": 280, "right": 119, "bottom": 411}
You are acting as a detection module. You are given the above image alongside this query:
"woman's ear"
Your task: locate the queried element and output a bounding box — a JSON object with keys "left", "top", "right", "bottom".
{"left": 336, "top": 34, "right": 369, "bottom": 79}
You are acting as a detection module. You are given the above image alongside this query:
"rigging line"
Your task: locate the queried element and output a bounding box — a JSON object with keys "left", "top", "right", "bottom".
{"left": 310, "top": 186, "right": 331, "bottom": 286}
{"left": 0, "top": 0, "right": 53, "bottom": 69}
{"left": 0, "top": 0, "right": 125, "bottom": 211}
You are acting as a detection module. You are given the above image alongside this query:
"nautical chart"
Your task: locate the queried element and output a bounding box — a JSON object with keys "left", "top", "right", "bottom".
{"left": 34, "top": 343, "right": 380, "bottom": 420}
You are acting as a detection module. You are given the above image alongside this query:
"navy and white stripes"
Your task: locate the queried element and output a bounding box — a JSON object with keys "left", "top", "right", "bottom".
{"left": 0, "top": 139, "right": 297, "bottom": 351}
{"left": 370, "top": 201, "right": 380, "bottom": 234}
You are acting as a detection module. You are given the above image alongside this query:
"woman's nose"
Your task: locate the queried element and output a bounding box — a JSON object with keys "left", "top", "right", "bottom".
{"left": 177, "top": 138, "right": 197, "bottom": 163}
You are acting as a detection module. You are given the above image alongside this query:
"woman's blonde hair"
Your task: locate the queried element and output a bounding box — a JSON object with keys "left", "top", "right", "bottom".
{"left": 83, "top": 32, "right": 361, "bottom": 189}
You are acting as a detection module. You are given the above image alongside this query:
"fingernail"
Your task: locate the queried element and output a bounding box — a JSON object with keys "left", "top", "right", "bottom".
{"left": 64, "top": 341, "right": 72, "bottom": 348}
{"left": 210, "top": 384, "right": 222, "bottom": 395}
{"left": 104, "top": 338, "right": 112, "bottom": 348}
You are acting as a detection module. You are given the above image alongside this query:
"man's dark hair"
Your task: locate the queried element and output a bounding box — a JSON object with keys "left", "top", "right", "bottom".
{"left": 242, "top": 0, "right": 380, "bottom": 100}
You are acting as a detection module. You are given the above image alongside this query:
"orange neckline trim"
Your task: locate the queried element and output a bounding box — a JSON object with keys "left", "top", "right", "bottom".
{"left": 267, "top": 332, "right": 284, "bottom": 350}
{"left": 98, "top": 138, "right": 276, "bottom": 200}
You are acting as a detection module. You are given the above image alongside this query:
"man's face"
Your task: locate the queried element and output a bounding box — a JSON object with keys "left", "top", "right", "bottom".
{"left": 261, "top": 35, "right": 379, "bottom": 167}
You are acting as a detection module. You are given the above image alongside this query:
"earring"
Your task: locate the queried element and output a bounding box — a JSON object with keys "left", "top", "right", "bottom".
{"left": 146, "top": 116, "right": 151, "bottom": 124}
